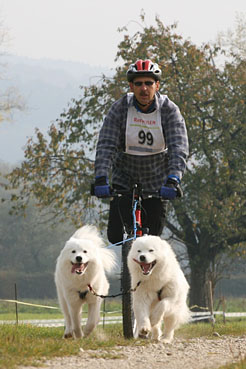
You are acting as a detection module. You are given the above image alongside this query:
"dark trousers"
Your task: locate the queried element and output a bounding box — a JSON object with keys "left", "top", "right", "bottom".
{"left": 107, "top": 195, "right": 168, "bottom": 244}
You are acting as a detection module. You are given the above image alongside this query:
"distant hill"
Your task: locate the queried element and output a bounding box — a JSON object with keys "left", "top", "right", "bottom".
{"left": 0, "top": 55, "right": 111, "bottom": 164}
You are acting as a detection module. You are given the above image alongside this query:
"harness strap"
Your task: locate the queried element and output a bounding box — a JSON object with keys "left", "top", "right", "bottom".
{"left": 157, "top": 287, "right": 163, "bottom": 301}
{"left": 83, "top": 282, "right": 163, "bottom": 301}
{"left": 86, "top": 281, "right": 142, "bottom": 299}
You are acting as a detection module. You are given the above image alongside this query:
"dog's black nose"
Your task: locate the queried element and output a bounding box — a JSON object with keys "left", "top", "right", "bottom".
{"left": 140, "top": 255, "right": 146, "bottom": 262}
{"left": 76, "top": 256, "right": 82, "bottom": 263}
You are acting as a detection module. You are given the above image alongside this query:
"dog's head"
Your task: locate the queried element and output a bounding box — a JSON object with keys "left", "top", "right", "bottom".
{"left": 61, "top": 237, "right": 98, "bottom": 275}
{"left": 128, "top": 235, "right": 167, "bottom": 276}
{"left": 57, "top": 225, "right": 116, "bottom": 276}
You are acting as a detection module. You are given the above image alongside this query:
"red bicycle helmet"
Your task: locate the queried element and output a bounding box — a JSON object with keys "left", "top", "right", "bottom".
{"left": 127, "top": 59, "right": 162, "bottom": 82}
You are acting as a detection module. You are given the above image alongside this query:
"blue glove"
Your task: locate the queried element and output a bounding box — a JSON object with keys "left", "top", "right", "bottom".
{"left": 94, "top": 176, "right": 111, "bottom": 198}
{"left": 160, "top": 186, "right": 177, "bottom": 199}
{"left": 160, "top": 175, "right": 183, "bottom": 199}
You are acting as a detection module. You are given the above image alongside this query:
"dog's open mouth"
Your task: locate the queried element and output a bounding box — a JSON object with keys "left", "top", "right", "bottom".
{"left": 71, "top": 262, "right": 88, "bottom": 275}
{"left": 133, "top": 259, "right": 156, "bottom": 275}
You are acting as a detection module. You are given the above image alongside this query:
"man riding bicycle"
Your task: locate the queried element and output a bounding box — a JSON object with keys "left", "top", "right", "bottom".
{"left": 94, "top": 59, "right": 189, "bottom": 244}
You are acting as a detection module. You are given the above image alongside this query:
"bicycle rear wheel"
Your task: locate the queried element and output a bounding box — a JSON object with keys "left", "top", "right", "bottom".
{"left": 121, "top": 239, "right": 134, "bottom": 338}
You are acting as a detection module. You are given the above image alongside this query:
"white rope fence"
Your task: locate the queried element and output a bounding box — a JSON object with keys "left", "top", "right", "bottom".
{"left": 191, "top": 311, "right": 246, "bottom": 322}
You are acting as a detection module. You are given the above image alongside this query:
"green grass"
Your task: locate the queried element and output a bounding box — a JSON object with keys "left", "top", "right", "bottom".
{"left": 0, "top": 298, "right": 122, "bottom": 320}
{"left": 177, "top": 320, "right": 246, "bottom": 338}
{"left": 0, "top": 312, "right": 64, "bottom": 320}
{"left": 0, "top": 299, "right": 60, "bottom": 314}
{"left": 219, "top": 362, "right": 246, "bottom": 369}
{"left": 215, "top": 297, "right": 246, "bottom": 313}
{"left": 0, "top": 323, "right": 138, "bottom": 369}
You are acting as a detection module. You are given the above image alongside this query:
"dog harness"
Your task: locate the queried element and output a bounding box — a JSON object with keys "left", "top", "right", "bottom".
{"left": 78, "top": 289, "right": 89, "bottom": 299}
{"left": 80, "top": 282, "right": 163, "bottom": 301}
{"left": 157, "top": 287, "right": 163, "bottom": 301}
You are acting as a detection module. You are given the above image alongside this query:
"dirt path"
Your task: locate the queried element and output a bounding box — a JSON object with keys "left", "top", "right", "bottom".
{"left": 19, "top": 335, "right": 246, "bottom": 369}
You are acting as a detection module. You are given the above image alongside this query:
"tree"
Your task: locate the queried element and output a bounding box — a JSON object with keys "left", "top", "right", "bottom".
{"left": 217, "top": 12, "right": 246, "bottom": 60}
{"left": 5, "top": 14, "right": 246, "bottom": 306}
{"left": 165, "top": 52, "right": 246, "bottom": 306}
{"left": 0, "top": 17, "right": 24, "bottom": 123}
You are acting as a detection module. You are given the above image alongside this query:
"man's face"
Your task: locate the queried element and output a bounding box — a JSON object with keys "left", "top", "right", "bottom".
{"left": 129, "top": 76, "right": 160, "bottom": 110}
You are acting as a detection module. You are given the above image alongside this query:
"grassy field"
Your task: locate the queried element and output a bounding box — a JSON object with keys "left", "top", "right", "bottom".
{"left": 215, "top": 297, "right": 246, "bottom": 313}
{"left": 0, "top": 298, "right": 246, "bottom": 369}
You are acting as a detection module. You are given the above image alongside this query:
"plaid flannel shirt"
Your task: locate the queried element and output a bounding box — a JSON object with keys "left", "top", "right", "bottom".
{"left": 95, "top": 92, "right": 189, "bottom": 192}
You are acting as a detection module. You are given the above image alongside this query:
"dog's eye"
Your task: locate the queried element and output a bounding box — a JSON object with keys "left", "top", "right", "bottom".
{"left": 137, "top": 250, "right": 141, "bottom": 253}
{"left": 83, "top": 250, "right": 87, "bottom": 253}
{"left": 149, "top": 249, "right": 154, "bottom": 252}
{"left": 72, "top": 250, "right": 76, "bottom": 253}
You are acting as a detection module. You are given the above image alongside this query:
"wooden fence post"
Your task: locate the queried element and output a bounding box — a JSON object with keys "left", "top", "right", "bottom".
{"left": 207, "top": 280, "right": 215, "bottom": 326}
{"left": 14, "top": 283, "right": 18, "bottom": 325}
{"left": 222, "top": 296, "right": 226, "bottom": 324}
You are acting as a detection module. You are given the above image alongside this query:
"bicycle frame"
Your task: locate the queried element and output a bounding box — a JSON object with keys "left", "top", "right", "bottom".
{"left": 133, "top": 199, "right": 142, "bottom": 237}
{"left": 131, "top": 183, "right": 157, "bottom": 238}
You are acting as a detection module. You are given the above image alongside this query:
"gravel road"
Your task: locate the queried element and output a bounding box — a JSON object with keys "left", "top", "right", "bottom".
{"left": 19, "top": 334, "right": 246, "bottom": 369}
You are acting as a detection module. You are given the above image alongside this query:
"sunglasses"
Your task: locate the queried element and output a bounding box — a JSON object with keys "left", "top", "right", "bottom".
{"left": 133, "top": 81, "right": 155, "bottom": 87}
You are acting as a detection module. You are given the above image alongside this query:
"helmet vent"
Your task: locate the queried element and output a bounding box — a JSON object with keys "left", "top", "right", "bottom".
{"left": 127, "top": 59, "right": 162, "bottom": 81}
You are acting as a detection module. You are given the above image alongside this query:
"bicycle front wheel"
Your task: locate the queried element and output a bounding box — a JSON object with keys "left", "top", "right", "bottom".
{"left": 121, "top": 239, "right": 134, "bottom": 339}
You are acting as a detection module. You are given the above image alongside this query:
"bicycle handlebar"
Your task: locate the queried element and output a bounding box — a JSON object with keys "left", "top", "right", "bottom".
{"left": 91, "top": 183, "right": 177, "bottom": 199}
{"left": 111, "top": 187, "right": 160, "bottom": 198}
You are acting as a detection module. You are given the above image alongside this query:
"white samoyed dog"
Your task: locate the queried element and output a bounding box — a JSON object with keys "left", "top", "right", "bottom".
{"left": 55, "top": 225, "right": 116, "bottom": 339}
{"left": 127, "top": 235, "right": 190, "bottom": 342}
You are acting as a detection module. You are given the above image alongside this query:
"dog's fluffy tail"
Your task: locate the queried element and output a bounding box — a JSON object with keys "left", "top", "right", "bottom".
{"left": 72, "top": 224, "right": 104, "bottom": 245}
{"left": 179, "top": 305, "right": 192, "bottom": 325}
{"left": 72, "top": 224, "right": 116, "bottom": 273}
{"left": 100, "top": 247, "right": 117, "bottom": 273}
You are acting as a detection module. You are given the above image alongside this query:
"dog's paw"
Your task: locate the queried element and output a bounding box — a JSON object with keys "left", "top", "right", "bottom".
{"left": 162, "top": 331, "right": 174, "bottom": 343}
{"left": 151, "top": 328, "right": 162, "bottom": 341}
{"left": 64, "top": 332, "right": 73, "bottom": 339}
{"left": 152, "top": 336, "right": 161, "bottom": 342}
{"left": 162, "top": 337, "right": 173, "bottom": 343}
{"left": 138, "top": 327, "right": 150, "bottom": 339}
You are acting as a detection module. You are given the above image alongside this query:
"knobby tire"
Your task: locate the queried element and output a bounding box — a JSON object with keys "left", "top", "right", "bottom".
{"left": 121, "top": 240, "right": 134, "bottom": 339}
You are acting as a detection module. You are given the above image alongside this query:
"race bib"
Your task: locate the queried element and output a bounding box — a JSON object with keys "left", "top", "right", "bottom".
{"left": 125, "top": 95, "right": 165, "bottom": 156}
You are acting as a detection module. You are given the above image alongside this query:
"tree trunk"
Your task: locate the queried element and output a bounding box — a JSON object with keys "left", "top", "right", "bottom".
{"left": 189, "top": 261, "right": 208, "bottom": 309}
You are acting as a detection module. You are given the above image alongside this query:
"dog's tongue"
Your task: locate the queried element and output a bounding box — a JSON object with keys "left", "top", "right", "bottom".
{"left": 141, "top": 263, "right": 152, "bottom": 274}
{"left": 133, "top": 258, "right": 152, "bottom": 275}
{"left": 71, "top": 263, "right": 84, "bottom": 274}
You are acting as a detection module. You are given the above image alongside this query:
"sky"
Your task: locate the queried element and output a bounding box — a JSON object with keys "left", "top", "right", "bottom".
{"left": 0, "top": 0, "right": 246, "bottom": 164}
{"left": 1, "top": 0, "right": 246, "bottom": 67}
